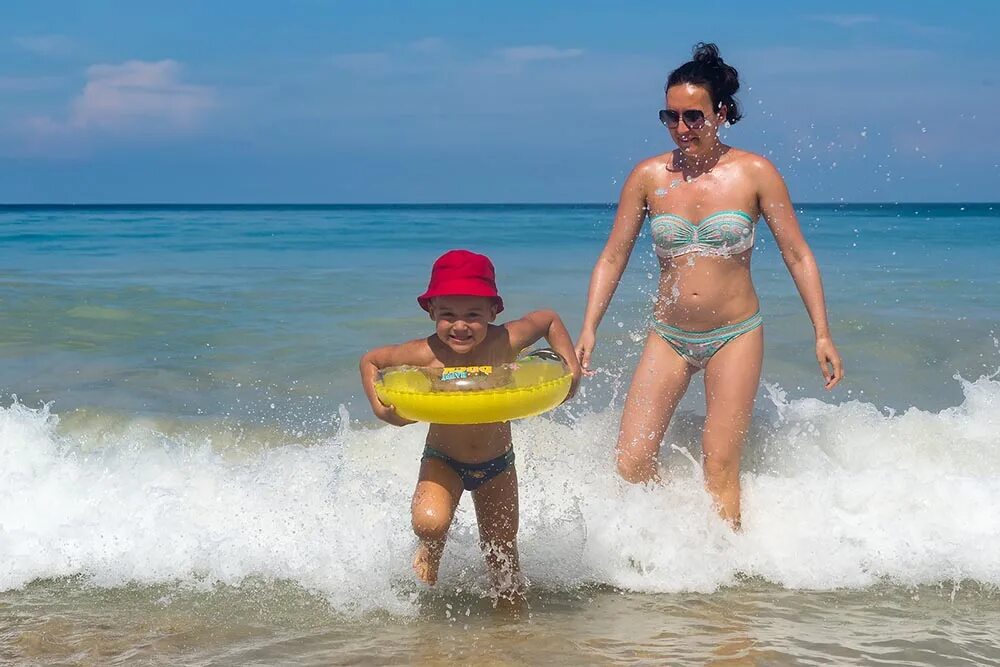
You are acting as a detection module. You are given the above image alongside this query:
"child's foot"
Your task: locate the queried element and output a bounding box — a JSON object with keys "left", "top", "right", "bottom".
{"left": 412, "top": 541, "right": 442, "bottom": 585}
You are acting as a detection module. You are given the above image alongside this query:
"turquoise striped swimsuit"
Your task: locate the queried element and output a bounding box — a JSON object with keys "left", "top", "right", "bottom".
{"left": 650, "top": 209, "right": 756, "bottom": 259}
{"left": 648, "top": 209, "right": 762, "bottom": 368}
{"left": 651, "top": 312, "right": 762, "bottom": 369}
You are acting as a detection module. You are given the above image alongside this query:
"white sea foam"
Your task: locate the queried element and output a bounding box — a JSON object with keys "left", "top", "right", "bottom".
{"left": 2, "top": 374, "right": 999, "bottom": 615}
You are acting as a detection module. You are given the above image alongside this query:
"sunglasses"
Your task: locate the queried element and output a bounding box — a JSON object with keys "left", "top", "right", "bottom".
{"left": 659, "top": 109, "right": 707, "bottom": 130}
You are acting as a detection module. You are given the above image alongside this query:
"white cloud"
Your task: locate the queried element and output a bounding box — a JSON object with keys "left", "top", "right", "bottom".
{"left": 497, "top": 45, "right": 585, "bottom": 63}
{"left": 12, "top": 34, "right": 75, "bottom": 56}
{"left": 742, "top": 45, "right": 932, "bottom": 77}
{"left": 28, "top": 59, "right": 215, "bottom": 137}
{"left": 325, "top": 43, "right": 584, "bottom": 81}
{"left": 329, "top": 52, "right": 392, "bottom": 74}
{"left": 805, "top": 14, "right": 955, "bottom": 38}
{"left": 806, "top": 14, "right": 879, "bottom": 28}
{"left": 409, "top": 37, "right": 446, "bottom": 54}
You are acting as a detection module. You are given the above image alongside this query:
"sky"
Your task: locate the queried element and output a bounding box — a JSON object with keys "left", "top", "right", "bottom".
{"left": 1, "top": 1, "right": 998, "bottom": 203}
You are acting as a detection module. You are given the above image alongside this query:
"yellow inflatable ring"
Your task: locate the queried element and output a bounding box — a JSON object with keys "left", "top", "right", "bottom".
{"left": 375, "top": 349, "right": 572, "bottom": 424}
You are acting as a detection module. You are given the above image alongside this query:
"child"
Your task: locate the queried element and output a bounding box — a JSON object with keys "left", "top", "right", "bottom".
{"left": 359, "top": 249, "right": 581, "bottom": 596}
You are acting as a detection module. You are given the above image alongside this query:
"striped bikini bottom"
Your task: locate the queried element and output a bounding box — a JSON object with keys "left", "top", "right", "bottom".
{"left": 651, "top": 311, "right": 763, "bottom": 369}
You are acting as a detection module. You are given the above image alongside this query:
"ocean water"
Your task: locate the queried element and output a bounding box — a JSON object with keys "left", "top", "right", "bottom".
{"left": 1, "top": 203, "right": 999, "bottom": 665}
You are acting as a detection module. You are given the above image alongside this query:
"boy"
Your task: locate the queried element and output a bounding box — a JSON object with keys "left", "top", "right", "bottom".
{"left": 359, "top": 249, "right": 581, "bottom": 595}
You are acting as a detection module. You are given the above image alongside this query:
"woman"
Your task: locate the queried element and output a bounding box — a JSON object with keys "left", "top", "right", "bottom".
{"left": 576, "top": 43, "right": 843, "bottom": 529}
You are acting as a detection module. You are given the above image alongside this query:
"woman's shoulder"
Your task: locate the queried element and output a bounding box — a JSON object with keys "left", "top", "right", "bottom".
{"left": 725, "top": 147, "right": 781, "bottom": 175}
{"left": 623, "top": 152, "right": 673, "bottom": 191}
{"left": 632, "top": 151, "right": 673, "bottom": 175}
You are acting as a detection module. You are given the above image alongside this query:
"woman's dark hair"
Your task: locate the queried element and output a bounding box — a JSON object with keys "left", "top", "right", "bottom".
{"left": 666, "top": 42, "right": 743, "bottom": 125}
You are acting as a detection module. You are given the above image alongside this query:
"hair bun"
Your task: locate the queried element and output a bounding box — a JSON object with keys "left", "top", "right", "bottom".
{"left": 692, "top": 42, "right": 723, "bottom": 66}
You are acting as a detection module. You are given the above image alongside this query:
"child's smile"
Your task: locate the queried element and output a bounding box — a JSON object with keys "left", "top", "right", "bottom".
{"left": 429, "top": 295, "right": 498, "bottom": 354}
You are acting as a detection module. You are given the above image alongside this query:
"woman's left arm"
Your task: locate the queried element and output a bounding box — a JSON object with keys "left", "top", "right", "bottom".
{"left": 754, "top": 157, "right": 844, "bottom": 390}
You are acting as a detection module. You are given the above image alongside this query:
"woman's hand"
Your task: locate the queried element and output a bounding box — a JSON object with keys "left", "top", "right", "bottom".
{"left": 372, "top": 400, "right": 416, "bottom": 427}
{"left": 575, "top": 329, "right": 597, "bottom": 376}
{"left": 816, "top": 336, "right": 843, "bottom": 390}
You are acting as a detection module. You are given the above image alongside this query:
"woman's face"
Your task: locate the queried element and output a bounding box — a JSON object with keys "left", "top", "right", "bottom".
{"left": 664, "top": 83, "right": 725, "bottom": 157}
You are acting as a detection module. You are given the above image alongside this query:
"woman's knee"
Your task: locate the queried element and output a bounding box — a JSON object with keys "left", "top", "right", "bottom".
{"left": 616, "top": 446, "right": 657, "bottom": 483}
{"left": 702, "top": 448, "right": 741, "bottom": 487}
{"left": 616, "top": 425, "right": 663, "bottom": 483}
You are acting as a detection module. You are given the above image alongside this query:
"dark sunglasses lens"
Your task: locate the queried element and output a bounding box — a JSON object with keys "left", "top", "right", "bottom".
{"left": 659, "top": 109, "right": 680, "bottom": 127}
{"left": 682, "top": 110, "right": 706, "bottom": 129}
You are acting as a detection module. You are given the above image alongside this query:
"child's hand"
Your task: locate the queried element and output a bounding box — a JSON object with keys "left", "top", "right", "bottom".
{"left": 566, "top": 364, "right": 583, "bottom": 401}
{"left": 373, "top": 400, "right": 416, "bottom": 427}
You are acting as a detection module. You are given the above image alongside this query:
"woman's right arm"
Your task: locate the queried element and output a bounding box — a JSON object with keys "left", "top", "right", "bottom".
{"left": 576, "top": 164, "right": 649, "bottom": 372}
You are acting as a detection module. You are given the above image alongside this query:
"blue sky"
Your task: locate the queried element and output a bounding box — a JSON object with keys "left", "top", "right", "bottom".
{"left": 1, "top": 1, "right": 998, "bottom": 203}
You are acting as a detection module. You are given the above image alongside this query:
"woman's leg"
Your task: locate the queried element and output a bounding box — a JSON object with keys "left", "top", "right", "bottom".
{"left": 472, "top": 466, "right": 521, "bottom": 597}
{"left": 702, "top": 326, "right": 764, "bottom": 529}
{"left": 411, "top": 457, "right": 464, "bottom": 585}
{"left": 616, "top": 332, "right": 697, "bottom": 483}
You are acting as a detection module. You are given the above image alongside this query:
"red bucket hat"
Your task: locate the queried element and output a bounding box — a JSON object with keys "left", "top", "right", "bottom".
{"left": 417, "top": 249, "right": 504, "bottom": 313}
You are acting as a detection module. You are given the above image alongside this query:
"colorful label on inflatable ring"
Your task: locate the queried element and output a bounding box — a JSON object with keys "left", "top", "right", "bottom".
{"left": 440, "top": 366, "right": 493, "bottom": 382}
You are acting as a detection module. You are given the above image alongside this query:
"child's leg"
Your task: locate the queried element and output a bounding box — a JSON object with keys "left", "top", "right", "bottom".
{"left": 471, "top": 466, "right": 521, "bottom": 596}
{"left": 411, "top": 457, "right": 463, "bottom": 585}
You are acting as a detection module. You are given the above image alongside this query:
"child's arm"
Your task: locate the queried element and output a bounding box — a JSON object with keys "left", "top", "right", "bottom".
{"left": 359, "top": 339, "right": 429, "bottom": 427}
{"left": 505, "top": 310, "right": 583, "bottom": 398}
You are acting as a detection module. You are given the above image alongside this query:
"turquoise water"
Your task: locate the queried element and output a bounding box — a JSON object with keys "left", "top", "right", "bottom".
{"left": 2, "top": 204, "right": 998, "bottom": 421}
{"left": 2, "top": 204, "right": 1000, "bottom": 664}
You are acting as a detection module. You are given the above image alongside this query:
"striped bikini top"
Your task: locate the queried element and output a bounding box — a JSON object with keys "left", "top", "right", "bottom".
{"left": 649, "top": 209, "right": 756, "bottom": 259}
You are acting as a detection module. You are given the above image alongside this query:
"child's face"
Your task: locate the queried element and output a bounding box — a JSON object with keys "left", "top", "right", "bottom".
{"left": 428, "top": 295, "right": 498, "bottom": 354}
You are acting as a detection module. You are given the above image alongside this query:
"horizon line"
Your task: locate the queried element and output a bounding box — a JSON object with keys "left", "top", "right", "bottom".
{"left": 1, "top": 201, "right": 998, "bottom": 208}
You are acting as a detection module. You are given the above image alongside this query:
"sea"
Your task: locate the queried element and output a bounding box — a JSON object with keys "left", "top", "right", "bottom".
{"left": 2, "top": 203, "right": 999, "bottom": 665}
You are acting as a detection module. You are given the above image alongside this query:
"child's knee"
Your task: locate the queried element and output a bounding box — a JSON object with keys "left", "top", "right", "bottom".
{"left": 411, "top": 503, "right": 453, "bottom": 541}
